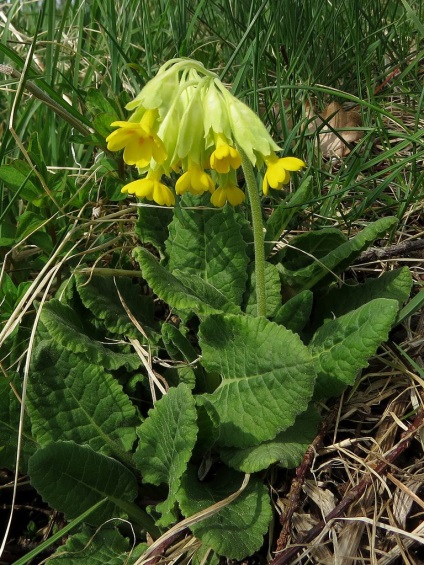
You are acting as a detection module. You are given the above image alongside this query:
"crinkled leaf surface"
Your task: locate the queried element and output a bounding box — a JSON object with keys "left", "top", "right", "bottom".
{"left": 0, "top": 378, "right": 37, "bottom": 472}
{"left": 134, "top": 247, "right": 239, "bottom": 315}
{"left": 198, "top": 314, "right": 316, "bottom": 447}
{"left": 161, "top": 323, "right": 201, "bottom": 389}
{"left": 27, "top": 343, "right": 138, "bottom": 455}
{"left": 40, "top": 299, "right": 141, "bottom": 370}
{"left": 134, "top": 384, "right": 197, "bottom": 526}
{"left": 278, "top": 217, "right": 398, "bottom": 290}
{"left": 136, "top": 205, "right": 173, "bottom": 256}
{"left": 166, "top": 201, "right": 249, "bottom": 306}
{"left": 273, "top": 290, "right": 313, "bottom": 332}
{"left": 311, "top": 267, "right": 412, "bottom": 331}
{"left": 47, "top": 525, "right": 146, "bottom": 564}
{"left": 244, "top": 262, "right": 281, "bottom": 317}
{"left": 177, "top": 466, "right": 272, "bottom": 560}
{"left": 28, "top": 441, "right": 138, "bottom": 525}
{"left": 310, "top": 298, "right": 399, "bottom": 398}
{"left": 220, "top": 405, "right": 320, "bottom": 472}
{"left": 75, "top": 272, "right": 154, "bottom": 337}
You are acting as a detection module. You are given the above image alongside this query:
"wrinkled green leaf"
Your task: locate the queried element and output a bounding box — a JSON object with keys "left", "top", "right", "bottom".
{"left": 273, "top": 290, "right": 313, "bottom": 332}
{"left": 134, "top": 247, "right": 239, "bottom": 316}
{"left": 75, "top": 272, "right": 154, "bottom": 337}
{"left": 136, "top": 205, "right": 173, "bottom": 255}
{"left": 40, "top": 299, "right": 141, "bottom": 370}
{"left": 28, "top": 343, "right": 139, "bottom": 456}
{"left": 220, "top": 405, "right": 320, "bottom": 472}
{"left": 198, "top": 314, "right": 316, "bottom": 447}
{"left": 28, "top": 442, "right": 138, "bottom": 526}
{"left": 167, "top": 198, "right": 249, "bottom": 306}
{"left": 134, "top": 384, "right": 197, "bottom": 527}
{"left": 177, "top": 467, "right": 272, "bottom": 560}
{"left": 244, "top": 262, "right": 281, "bottom": 317}
{"left": 310, "top": 298, "right": 399, "bottom": 398}
{"left": 161, "top": 323, "right": 201, "bottom": 388}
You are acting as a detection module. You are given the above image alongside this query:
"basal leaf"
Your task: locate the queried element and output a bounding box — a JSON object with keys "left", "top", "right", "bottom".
{"left": 166, "top": 197, "right": 249, "bottom": 306}
{"left": 244, "top": 262, "right": 281, "bottom": 317}
{"left": 310, "top": 298, "right": 399, "bottom": 398}
{"left": 134, "top": 384, "right": 198, "bottom": 527}
{"left": 133, "top": 247, "right": 239, "bottom": 316}
{"left": 40, "top": 299, "right": 141, "bottom": 370}
{"left": 28, "top": 343, "right": 139, "bottom": 456}
{"left": 278, "top": 217, "right": 398, "bottom": 291}
{"left": 0, "top": 378, "right": 37, "bottom": 472}
{"left": 273, "top": 290, "right": 313, "bottom": 332}
{"left": 161, "top": 323, "right": 201, "bottom": 389}
{"left": 75, "top": 272, "right": 154, "bottom": 337}
{"left": 28, "top": 441, "right": 138, "bottom": 526}
{"left": 198, "top": 314, "right": 316, "bottom": 447}
{"left": 136, "top": 205, "right": 173, "bottom": 256}
{"left": 177, "top": 466, "right": 272, "bottom": 560}
{"left": 311, "top": 267, "right": 412, "bottom": 331}
{"left": 47, "top": 525, "right": 146, "bottom": 564}
{"left": 220, "top": 405, "right": 320, "bottom": 472}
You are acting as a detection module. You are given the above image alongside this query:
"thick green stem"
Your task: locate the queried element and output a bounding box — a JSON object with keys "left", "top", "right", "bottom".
{"left": 238, "top": 147, "right": 266, "bottom": 317}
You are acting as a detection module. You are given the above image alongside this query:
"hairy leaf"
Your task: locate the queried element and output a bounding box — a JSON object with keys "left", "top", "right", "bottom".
{"left": 166, "top": 201, "right": 249, "bottom": 306}
{"left": 28, "top": 442, "right": 138, "bottom": 525}
{"left": 198, "top": 314, "right": 316, "bottom": 447}
{"left": 220, "top": 405, "right": 320, "bottom": 472}
{"left": 310, "top": 298, "right": 399, "bottom": 398}
{"left": 177, "top": 467, "right": 272, "bottom": 560}
{"left": 134, "top": 247, "right": 239, "bottom": 316}
{"left": 28, "top": 343, "right": 139, "bottom": 456}
{"left": 134, "top": 384, "right": 197, "bottom": 526}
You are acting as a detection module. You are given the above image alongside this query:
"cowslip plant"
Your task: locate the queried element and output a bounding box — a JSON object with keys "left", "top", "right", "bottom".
{"left": 1, "top": 59, "right": 413, "bottom": 563}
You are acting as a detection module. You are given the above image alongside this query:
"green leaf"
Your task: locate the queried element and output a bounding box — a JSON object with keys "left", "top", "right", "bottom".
{"left": 198, "top": 314, "right": 316, "bottom": 447}
{"left": 75, "top": 272, "right": 154, "bottom": 338}
{"left": 47, "top": 525, "right": 146, "bottom": 564}
{"left": 135, "top": 205, "right": 173, "bottom": 256}
{"left": 28, "top": 343, "right": 139, "bottom": 456}
{"left": 0, "top": 160, "right": 44, "bottom": 205}
{"left": 0, "top": 378, "right": 37, "bottom": 472}
{"left": 220, "top": 405, "right": 320, "bottom": 472}
{"left": 28, "top": 441, "right": 138, "bottom": 526}
{"left": 40, "top": 299, "right": 141, "bottom": 371}
{"left": 134, "top": 247, "right": 239, "bottom": 316}
{"left": 311, "top": 267, "right": 412, "bottom": 330}
{"left": 15, "top": 210, "right": 50, "bottom": 243}
{"left": 134, "top": 384, "right": 197, "bottom": 527}
{"left": 244, "top": 262, "right": 281, "bottom": 317}
{"left": 278, "top": 217, "right": 398, "bottom": 291}
{"left": 273, "top": 290, "right": 313, "bottom": 332}
{"left": 177, "top": 467, "right": 272, "bottom": 560}
{"left": 161, "top": 323, "right": 201, "bottom": 388}
{"left": 166, "top": 198, "right": 249, "bottom": 306}
{"left": 310, "top": 298, "right": 399, "bottom": 398}
{"left": 265, "top": 175, "right": 313, "bottom": 255}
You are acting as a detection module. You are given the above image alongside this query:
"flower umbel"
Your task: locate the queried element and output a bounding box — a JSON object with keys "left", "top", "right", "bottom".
{"left": 262, "top": 154, "right": 306, "bottom": 195}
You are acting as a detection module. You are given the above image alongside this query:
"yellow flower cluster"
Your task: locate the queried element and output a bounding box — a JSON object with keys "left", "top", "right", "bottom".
{"left": 106, "top": 59, "right": 305, "bottom": 207}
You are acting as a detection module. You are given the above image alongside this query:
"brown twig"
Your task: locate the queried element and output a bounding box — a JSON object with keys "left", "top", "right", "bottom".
{"left": 269, "top": 407, "right": 424, "bottom": 565}
{"left": 354, "top": 238, "right": 424, "bottom": 264}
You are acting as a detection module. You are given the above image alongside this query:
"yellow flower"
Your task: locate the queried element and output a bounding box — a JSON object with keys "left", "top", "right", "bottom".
{"left": 209, "top": 133, "right": 241, "bottom": 174}
{"left": 210, "top": 182, "right": 245, "bottom": 207}
{"left": 175, "top": 162, "right": 215, "bottom": 196}
{"left": 106, "top": 110, "right": 167, "bottom": 168}
{"left": 262, "top": 154, "right": 306, "bottom": 195}
{"left": 121, "top": 169, "right": 175, "bottom": 206}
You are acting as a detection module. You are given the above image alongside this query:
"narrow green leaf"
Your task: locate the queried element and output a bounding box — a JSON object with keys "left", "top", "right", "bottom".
{"left": 28, "top": 343, "right": 139, "bottom": 456}
{"left": 134, "top": 384, "right": 197, "bottom": 527}
{"left": 40, "top": 299, "right": 141, "bottom": 371}
{"left": 133, "top": 247, "right": 239, "bottom": 316}
{"left": 0, "top": 161, "right": 43, "bottom": 204}
{"left": 177, "top": 467, "right": 272, "bottom": 560}
{"left": 310, "top": 298, "right": 399, "bottom": 398}
{"left": 28, "top": 442, "right": 138, "bottom": 526}
{"left": 220, "top": 405, "right": 320, "bottom": 472}
{"left": 166, "top": 198, "right": 249, "bottom": 306}
{"left": 198, "top": 314, "right": 316, "bottom": 447}
{"left": 75, "top": 272, "right": 154, "bottom": 337}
